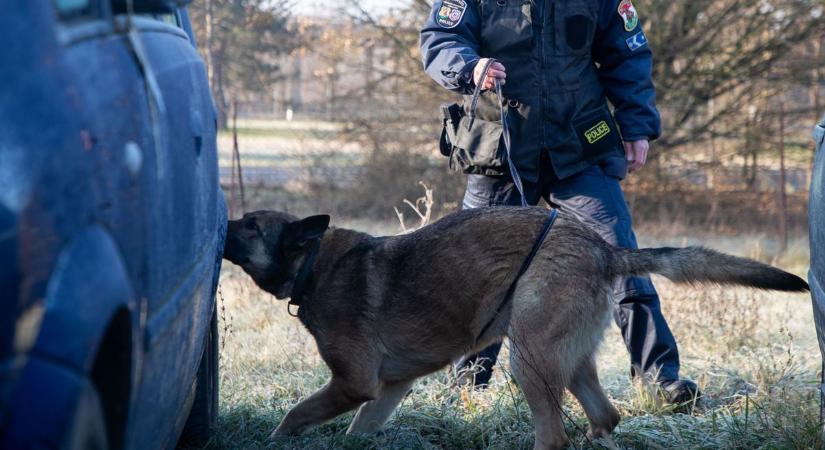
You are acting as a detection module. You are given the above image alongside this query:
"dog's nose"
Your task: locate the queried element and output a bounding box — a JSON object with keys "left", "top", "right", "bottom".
{"left": 223, "top": 238, "right": 242, "bottom": 263}
{"left": 223, "top": 224, "right": 241, "bottom": 261}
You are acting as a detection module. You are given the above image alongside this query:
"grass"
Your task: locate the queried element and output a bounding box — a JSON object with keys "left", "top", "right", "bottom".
{"left": 206, "top": 223, "right": 820, "bottom": 450}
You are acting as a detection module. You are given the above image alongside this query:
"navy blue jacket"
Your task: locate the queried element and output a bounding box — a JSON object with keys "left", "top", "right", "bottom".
{"left": 421, "top": 0, "right": 661, "bottom": 181}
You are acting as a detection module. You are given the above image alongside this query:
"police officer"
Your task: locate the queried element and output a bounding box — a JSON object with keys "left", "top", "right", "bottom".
{"left": 420, "top": 0, "right": 698, "bottom": 403}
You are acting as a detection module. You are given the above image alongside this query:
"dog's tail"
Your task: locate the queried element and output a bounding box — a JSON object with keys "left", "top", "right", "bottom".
{"left": 611, "top": 247, "right": 809, "bottom": 292}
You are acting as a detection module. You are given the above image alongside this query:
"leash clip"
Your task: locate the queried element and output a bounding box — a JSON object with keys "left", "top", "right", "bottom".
{"left": 287, "top": 301, "right": 300, "bottom": 318}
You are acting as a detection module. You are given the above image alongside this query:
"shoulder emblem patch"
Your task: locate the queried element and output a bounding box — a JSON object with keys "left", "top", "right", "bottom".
{"left": 625, "top": 31, "right": 647, "bottom": 51}
{"left": 618, "top": 0, "right": 639, "bottom": 32}
{"left": 436, "top": 0, "right": 467, "bottom": 29}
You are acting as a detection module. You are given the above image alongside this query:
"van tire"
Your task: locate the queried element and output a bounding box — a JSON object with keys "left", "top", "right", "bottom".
{"left": 64, "top": 381, "right": 109, "bottom": 450}
{"left": 178, "top": 309, "right": 219, "bottom": 448}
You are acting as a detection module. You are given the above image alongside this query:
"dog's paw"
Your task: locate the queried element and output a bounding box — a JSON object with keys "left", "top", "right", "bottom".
{"left": 269, "top": 426, "right": 297, "bottom": 440}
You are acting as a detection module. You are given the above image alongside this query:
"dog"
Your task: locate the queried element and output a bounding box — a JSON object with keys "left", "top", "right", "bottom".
{"left": 223, "top": 207, "right": 808, "bottom": 450}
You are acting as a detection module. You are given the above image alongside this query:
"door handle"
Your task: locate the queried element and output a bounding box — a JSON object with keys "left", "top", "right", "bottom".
{"left": 190, "top": 109, "right": 203, "bottom": 156}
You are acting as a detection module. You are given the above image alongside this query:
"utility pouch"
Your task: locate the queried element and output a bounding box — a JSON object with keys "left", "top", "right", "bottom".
{"left": 450, "top": 114, "right": 506, "bottom": 175}
{"left": 438, "top": 59, "right": 509, "bottom": 176}
{"left": 440, "top": 103, "right": 463, "bottom": 157}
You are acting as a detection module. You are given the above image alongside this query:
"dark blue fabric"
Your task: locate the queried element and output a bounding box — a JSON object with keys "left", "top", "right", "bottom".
{"left": 420, "top": 0, "right": 482, "bottom": 95}
{"left": 592, "top": 0, "right": 661, "bottom": 141}
{"left": 458, "top": 163, "right": 681, "bottom": 382}
{"left": 420, "top": 0, "right": 661, "bottom": 141}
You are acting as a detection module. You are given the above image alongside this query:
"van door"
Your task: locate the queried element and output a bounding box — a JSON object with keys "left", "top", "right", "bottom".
{"left": 117, "top": 8, "right": 223, "bottom": 450}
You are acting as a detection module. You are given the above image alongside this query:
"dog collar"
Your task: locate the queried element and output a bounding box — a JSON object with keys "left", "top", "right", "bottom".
{"left": 287, "top": 240, "right": 321, "bottom": 316}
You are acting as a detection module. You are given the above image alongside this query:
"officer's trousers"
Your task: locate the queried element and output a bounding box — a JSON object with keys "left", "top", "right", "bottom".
{"left": 457, "top": 163, "right": 681, "bottom": 385}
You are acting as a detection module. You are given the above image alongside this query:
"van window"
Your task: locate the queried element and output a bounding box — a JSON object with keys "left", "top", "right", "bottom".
{"left": 152, "top": 13, "right": 179, "bottom": 27}
{"left": 54, "top": 0, "right": 98, "bottom": 21}
{"left": 136, "top": 12, "right": 180, "bottom": 28}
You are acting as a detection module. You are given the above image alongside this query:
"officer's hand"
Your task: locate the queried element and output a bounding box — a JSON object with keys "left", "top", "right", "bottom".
{"left": 473, "top": 59, "right": 506, "bottom": 91}
{"left": 623, "top": 139, "right": 649, "bottom": 173}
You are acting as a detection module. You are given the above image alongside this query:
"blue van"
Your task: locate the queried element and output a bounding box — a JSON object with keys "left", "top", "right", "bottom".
{"left": 0, "top": 1, "right": 225, "bottom": 448}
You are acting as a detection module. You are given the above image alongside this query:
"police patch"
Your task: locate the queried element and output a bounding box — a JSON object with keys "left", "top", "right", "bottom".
{"left": 584, "top": 121, "right": 611, "bottom": 144}
{"left": 618, "top": 0, "right": 639, "bottom": 32}
{"left": 625, "top": 31, "right": 647, "bottom": 51}
{"left": 436, "top": 0, "right": 467, "bottom": 29}
{"left": 573, "top": 106, "right": 622, "bottom": 161}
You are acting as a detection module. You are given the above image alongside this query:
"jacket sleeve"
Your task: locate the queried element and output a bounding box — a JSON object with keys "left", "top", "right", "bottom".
{"left": 592, "top": 0, "right": 661, "bottom": 142}
{"left": 419, "top": 1, "right": 482, "bottom": 95}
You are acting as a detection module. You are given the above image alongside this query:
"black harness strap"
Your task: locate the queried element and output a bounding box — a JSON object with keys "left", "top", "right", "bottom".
{"left": 287, "top": 241, "right": 321, "bottom": 317}
{"left": 474, "top": 208, "right": 559, "bottom": 344}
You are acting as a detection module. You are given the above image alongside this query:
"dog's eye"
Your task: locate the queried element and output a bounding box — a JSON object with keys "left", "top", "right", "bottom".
{"left": 244, "top": 219, "right": 259, "bottom": 231}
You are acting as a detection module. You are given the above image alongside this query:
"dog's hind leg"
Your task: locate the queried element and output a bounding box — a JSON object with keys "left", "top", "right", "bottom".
{"left": 568, "top": 356, "right": 620, "bottom": 440}
{"left": 346, "top": 378, "right": 415, "bottom": 434}
{"left": 508, "top": 342, "right": 570, "bottom": 450}
{"left": 270, "top": 376, "right": 379, "bottom": 438}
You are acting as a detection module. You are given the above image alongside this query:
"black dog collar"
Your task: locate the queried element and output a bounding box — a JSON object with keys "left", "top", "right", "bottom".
{"left": 287, "top": 240, "right": 321, "bottom": 317}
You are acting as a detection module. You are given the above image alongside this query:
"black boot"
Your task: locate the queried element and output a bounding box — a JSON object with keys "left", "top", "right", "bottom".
{"left": 659, "top": 378, "right": 701, "bottom": 406}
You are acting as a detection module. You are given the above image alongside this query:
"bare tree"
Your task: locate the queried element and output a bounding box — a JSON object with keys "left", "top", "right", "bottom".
{"left": 190, "top": 0, "right": 299, "bottom": 128}
{"left": 646, "top": 1, "right": 825, "bottom": 147}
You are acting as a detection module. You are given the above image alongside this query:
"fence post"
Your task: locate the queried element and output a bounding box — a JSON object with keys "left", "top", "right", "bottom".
{"left": 232, "top": 99, "right": 246, "bottom": 217}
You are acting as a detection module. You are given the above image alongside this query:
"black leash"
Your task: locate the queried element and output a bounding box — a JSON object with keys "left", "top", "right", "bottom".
{"left": 474, "top": 208, "right": 558, "bottom": 344}
{"left": 466, "top": 58, "right": 557, "bottom": 342}
{"left": 287, "top": 241, "right": 321, "bottom": 317}
{"left": 467, "top": 58, "right": 528, "bottom": 207}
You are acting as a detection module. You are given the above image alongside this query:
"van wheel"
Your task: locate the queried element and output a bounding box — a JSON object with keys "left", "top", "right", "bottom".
{"left": 178, "top": 309, "right": 219, "bottom": 448}
{"left": 64, "top": 381, "right": 109, "bottom": 450}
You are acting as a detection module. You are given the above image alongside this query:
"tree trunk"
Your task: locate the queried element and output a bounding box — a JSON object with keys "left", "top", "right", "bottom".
{"left": 204, "top": 0, "right": 228, "bottom": 129}
{"left": 214, "top": 56, "right": 229, "bottom": 130}
{"left": 232, "top": 99, "right": 246, "bottom": 216}
{"left": 706, "top": 99, "right": 718, "bottom": 229}
{"left": 777, "top": 102, "right": 788, "bottom": 253}
{"left": 205, "top": 0, "right": 213, "bottom": 86}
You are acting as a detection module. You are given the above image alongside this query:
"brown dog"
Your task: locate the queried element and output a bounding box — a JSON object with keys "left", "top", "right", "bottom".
{"left": 223, "top": 207, "right": 808, "bottom": 450}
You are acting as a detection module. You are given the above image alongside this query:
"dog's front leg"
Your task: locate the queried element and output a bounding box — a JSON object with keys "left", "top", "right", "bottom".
{"left": 271, "top": 377, "right": 378, "bottom": 438}
{"left": 346, "top": 378, "right": 416, "bottom": 434}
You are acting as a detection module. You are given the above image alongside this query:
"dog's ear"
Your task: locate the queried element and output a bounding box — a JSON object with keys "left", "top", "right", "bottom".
{"left": 282, "top": 215, "right": 330, "bottom": 249}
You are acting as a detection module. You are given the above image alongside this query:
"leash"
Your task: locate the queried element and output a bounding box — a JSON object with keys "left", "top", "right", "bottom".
{"left": 467, "top": 58, "right": 528, "bottom": 207}
{"left": 467, "top": 58, "right": 556, "bottom": 344}
{"left": 287, "top": 241, "right": 321, "bottom": 317}
{"left": 474, "top": 208, "right": 558, "bottom": 344}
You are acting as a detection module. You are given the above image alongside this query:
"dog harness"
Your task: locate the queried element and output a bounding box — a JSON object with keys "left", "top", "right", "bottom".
{"left": 469, "top": 60, "right": 559, "bottom": 342}
{"left": 474, "top": 207, "right": 558, "bottom": 344}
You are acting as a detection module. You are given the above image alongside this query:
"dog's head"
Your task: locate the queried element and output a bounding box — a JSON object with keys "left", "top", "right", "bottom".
{"left": 224, "top": 210, "right": 330, "bottom": 299}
